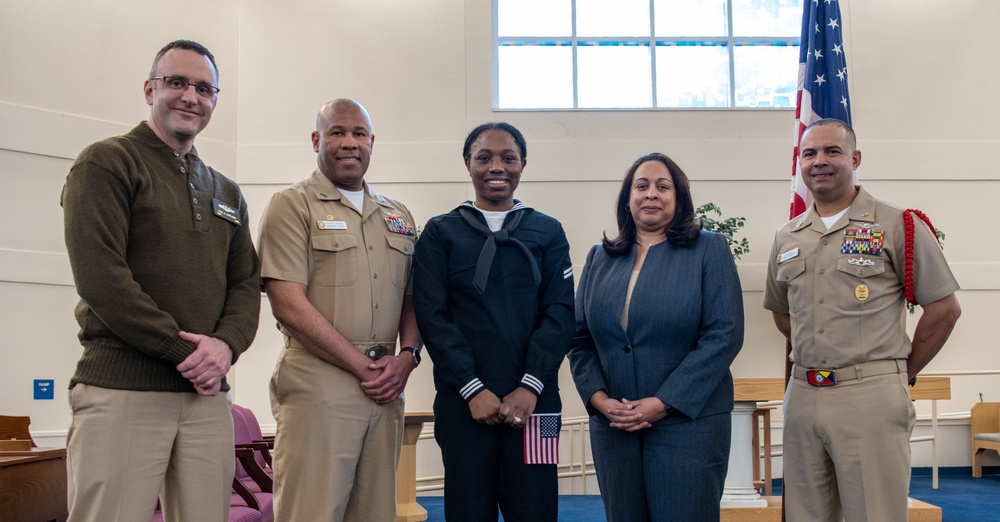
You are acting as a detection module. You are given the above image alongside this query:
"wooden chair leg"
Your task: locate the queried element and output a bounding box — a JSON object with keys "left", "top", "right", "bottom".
{"left": 750, "top": 407, "right": 775, "bottom": 496}
{"left": 762, "top": 408, "right": 772, "bottom": 497}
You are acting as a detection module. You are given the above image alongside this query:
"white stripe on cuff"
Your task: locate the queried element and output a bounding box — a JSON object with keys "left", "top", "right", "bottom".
{"left": 460, "top": 378, "right": 485, "bottom": 400}
{"left": 521, "top": 373, "right": 544, "bottom": 394}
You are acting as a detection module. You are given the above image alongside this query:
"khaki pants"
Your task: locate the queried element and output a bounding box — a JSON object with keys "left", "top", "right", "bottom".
{"left": 67, "top": 384, "right": 234, "bottom": 522}
{"left": 270, "top": 345, "right": 403, "bottom": 522}
{"left": 782, "top": 370, "right": 914, "bottom": 522}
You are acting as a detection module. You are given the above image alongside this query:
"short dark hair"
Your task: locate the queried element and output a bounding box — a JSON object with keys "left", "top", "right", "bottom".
{"left": 149, "top": 39, "right": 219, "bottom": 80}
{"left": 462, "top": 122, "right": 527, "bottom": 160}
{"left": 804, "top": 118, "right": 856, "bottom": 149}
{"left": 602, "top": 152, "right": 701, "bottom": 256}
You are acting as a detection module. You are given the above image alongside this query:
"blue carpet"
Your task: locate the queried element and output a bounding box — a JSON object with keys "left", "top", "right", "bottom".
{"left": 909, "top": 473, "right": 1000, "bottom": 522}
{"left": 417, "top": 472, "right": 1000, "bottom": 521}
{"left": 419, "top": 495, "right": 604, "bottom": 521}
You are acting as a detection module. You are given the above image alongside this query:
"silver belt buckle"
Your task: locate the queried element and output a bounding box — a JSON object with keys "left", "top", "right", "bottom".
{"left": 366, "top": 344, "right": 388, "bottom": 361}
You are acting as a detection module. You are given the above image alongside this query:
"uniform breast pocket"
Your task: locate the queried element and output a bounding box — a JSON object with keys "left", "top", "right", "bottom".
{"left": 386, "top": 235, "right": 415, "bottom": 289}
{"left": 776, "top": 258, "right": 806, "bottom": 283}
{"left": 775, "top": 258, "right": 807, "bottom": 310}
{"left": 836, "top": 256, "right": 886, "bottom": 307}
{"left": 311, "top": 233, "right": 359, "bottom": 286}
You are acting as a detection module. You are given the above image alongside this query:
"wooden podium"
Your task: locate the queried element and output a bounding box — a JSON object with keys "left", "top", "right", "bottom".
{"left": 721, "top": 379, "right": 785, "bottom": 519}
{"left": 396, "top": 412, "right": 434, "bottom": 522}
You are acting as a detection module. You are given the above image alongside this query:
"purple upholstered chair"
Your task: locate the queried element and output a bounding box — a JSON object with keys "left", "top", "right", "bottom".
{"left": 150, "top": 404, "right": 275, "bottom": 522}
{"left": 150, "top": 477, "right": 268, "bottom": 522}
{"left": 232, "top": 404, "right": 274, "bottom": 470}
{"left": 151, "top": 497, "right": 264, "bottom": 522}
{"left": 230, "top": 406, "right": 274, "bottom": 521}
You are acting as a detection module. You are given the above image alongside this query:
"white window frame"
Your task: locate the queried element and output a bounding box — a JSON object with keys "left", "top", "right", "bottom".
{"left": 491, "top": 0, "right": 801, "bottom": 110}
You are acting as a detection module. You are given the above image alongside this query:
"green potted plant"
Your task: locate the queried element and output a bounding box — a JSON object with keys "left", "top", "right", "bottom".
{"left": 696, "top": 203, "right": 749, "bottom": 261}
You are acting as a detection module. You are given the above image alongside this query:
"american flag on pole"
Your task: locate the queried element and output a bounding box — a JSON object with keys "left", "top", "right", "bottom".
{"left": 523, "top": 413, "right": 560, "bottom": 465}
{"left": 791, "top": 0, "right": 853, "bottom": 218}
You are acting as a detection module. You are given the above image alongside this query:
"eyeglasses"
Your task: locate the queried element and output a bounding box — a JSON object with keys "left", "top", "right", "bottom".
{"left": 150, "top": 76, "right": 220, "bottom": 98}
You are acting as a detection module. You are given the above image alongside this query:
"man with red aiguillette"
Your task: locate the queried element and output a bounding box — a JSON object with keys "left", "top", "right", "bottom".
{"left": 763, "top": 118, "right": 961, "bottom": 521}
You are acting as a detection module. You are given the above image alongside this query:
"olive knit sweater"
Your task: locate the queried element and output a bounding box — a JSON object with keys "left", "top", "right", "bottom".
{"left": 61, "top": 122, "right": 260, "bottom": 392}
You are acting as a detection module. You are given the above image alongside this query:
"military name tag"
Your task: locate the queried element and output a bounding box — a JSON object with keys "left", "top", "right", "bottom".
{"left": 855, "top": 284, "right": 869, "bottom": 301}
{"left": 778, "top": 247, "right": 799, "bottom": 263}
{"left": 212, "top": 198, "right": 241, "bottom": 225}
{"left": 317, "top": 220, "right": 348, "bottom": 230}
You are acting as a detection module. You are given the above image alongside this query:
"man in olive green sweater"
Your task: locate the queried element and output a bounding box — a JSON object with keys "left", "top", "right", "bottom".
{"left": 61, "top": 40, "right": 260, "bottom": 522}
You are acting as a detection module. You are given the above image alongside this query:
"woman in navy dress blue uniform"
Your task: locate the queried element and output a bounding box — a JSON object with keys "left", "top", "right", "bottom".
{"left": 568, "top": 152, "right": 744, "bottom": 522}
{"left": 413, "top": 123, "right": 575, "bottom": 521}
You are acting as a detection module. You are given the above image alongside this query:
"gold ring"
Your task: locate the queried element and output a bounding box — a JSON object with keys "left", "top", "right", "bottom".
{"left": 514, "top": 416, "right": 522, "bottom": 423}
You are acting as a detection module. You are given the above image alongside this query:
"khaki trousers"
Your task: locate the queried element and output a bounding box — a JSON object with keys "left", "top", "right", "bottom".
{"left": 270, "top": 345, "right": 403, "bottom": 522}
{"left": 782, "top": 370, "right": 914, "bottom": 522}
{"left": 66, "top": 384, "right": 234, "bottom": 522}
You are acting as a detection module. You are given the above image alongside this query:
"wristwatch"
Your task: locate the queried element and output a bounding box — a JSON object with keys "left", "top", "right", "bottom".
{"left": 400, "top": 347, "right": 421, "bottom": 367}
{"left": 908, "top": 376, "right": 917, "bottom": 387}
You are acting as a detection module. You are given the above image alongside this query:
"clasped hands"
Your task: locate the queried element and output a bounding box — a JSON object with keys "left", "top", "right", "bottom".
{"left": 359, "top": 353, "right": 417, "bottom": 405}
{"left": 591, "top": 391, "right": 668, "bottom": 432}
{"left": 469, "top": 387, "right": 536, "bottom": 428}
{"left": 177, "top": 331, "right": 232, "bottom": 397}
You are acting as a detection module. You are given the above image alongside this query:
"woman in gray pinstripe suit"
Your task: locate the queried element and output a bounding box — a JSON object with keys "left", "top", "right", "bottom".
{"left": 568, "top": 152, "right": 744, "bottom": 522}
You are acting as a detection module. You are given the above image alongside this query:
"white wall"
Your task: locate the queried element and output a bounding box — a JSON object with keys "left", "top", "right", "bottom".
{"left": 2, "top": 0, "right": 998, "bottom": 476}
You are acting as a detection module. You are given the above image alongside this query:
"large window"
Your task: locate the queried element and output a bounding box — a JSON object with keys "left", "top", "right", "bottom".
{"left": 495, "top": 0, "right": 802, "bottom": 109}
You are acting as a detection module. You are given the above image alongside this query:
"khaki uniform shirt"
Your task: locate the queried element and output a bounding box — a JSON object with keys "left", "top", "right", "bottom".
{"left": 763, "top": 186, "right": 959, "bottom": 369}
{"left": 258, "top": 171, "right": 416, "bottom": 345}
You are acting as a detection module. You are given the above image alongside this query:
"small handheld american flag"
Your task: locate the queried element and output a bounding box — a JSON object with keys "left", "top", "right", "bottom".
{"left": 523, "top": 413, "right": 561, "bottom": 465}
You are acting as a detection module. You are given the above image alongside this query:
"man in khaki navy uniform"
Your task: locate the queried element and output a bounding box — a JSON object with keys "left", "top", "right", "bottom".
{"left": 257, "top": 98, "right": 422, "bottom": 522}
{"left": 763, "top": 118, "right": 961, "bottom": 522}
